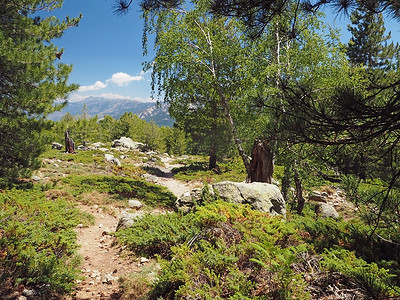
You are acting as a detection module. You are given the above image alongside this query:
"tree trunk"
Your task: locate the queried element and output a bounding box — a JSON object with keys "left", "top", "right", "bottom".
{"left": 293, "top": 165, "right": 305, "bottom": 214}
{"left": 208, "top": 145, "right": 217, "bottom": 170}
{"left": 246, "top": 140, "right": 274, "bottom": 183}
{"left": 64, "top": 130, "right": 75, "bottom": 154}
{"left": 218, "top": 89, "right": 250, "bottom": 171}
{"left": 281, "top": 162, "right": 292, "bottom": 202}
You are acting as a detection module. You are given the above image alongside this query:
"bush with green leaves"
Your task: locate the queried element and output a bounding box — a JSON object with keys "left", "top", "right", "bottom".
{"left": 321, "top": 248, "right": 399, "bottom": 298}
{"left": 117, "top": 201, "right": 310, "bottom": 299}
{"left": 115, "top": 212, "right": 200, "bottom": 258}
{"left": 116, "top": 200, "right": 400, "bottom": 299}
{"left": 62, "top": 174, "right": 176, "bottom": 207}
{"left": 173, "top": 156, "right": 247, "bottom": 183}
{"left": 0, "top": 189, "right": 81, "bottom": 297}
{"left": 41, "top": 148, "right": 105, "bottom": 165}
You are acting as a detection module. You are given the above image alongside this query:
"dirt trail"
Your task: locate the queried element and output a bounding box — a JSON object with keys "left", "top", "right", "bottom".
{"left": 67, "top": 157, "right": 199, "bottom": 300}
{"left": 68, "top": 205, "right": 137, "bottom": 300}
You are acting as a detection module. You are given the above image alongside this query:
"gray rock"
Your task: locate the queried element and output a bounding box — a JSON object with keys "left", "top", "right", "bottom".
{"left": 51, "top": 142, "right": 63, "bottom": 150}
{"left": 90, "top": 142, "right": 104, "bottom": 149}
{"left": 31, "top": 175, "right": 41, "bottom": 181}
{"left": 308, "top": 191, "right": 327, "bottom": 203}
{"left": 175, "top": 188, "right": 204, "bottom": 214}
{"left": 23, "top": 289, "right": 36, "bottom": 297}
{"left": 113, "top": 137, "right": 146, "bottom": 151}
{"left": 213, "top": 181, "right": 286, "bottom": 217}
{"left": 77, "top": 144, "right": 88, "bottom": 150}
{"left": 315, "top": 203, "right": 340, "bottom": 219}
{"left": 105, "top": 154, "right": 121, "bottom": 166}
{"left": 116, "top": 213, "right": 143, "bottom": 231}
{"left": 128, "top": 199, "right": 143, "bottom": 209}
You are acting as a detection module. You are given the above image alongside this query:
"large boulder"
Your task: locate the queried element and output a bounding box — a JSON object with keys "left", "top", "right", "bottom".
{"left": 212, "top": 181, "right": 286, "bottom": 217}
{"left": 113, "top": 137, "right": 146, "bottom": 151}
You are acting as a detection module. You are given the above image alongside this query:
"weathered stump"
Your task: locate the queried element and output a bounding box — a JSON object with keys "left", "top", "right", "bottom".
{"left": 246, "top": 139, "right": 274, "bottom": 183}
{"left": 64, "top": 130, "right": 75, "bottom": 153}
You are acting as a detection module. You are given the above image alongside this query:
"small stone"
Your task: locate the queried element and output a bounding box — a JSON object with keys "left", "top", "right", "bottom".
{"left": 99, "top": 223, "right": 103, "bottom": 228}
{"left": 102, "top": 229, "right": 111, "bottom": 236}
{"left": 77, "top": 224, "right": 84, "bottom": 228}
{"left": 128, "top": 199, "right": 143, "bottom": 209}
{"left": 102, "top": 273, "right": 116, "bottom": 284}
{"left": 140, "top": 257, "right": 149, "bottom": 263}
{"left": 31, "top": 175, "right": 41, "bottom": 181}
{"left": 23, "top": 289, "right": 36, "bottom": 296}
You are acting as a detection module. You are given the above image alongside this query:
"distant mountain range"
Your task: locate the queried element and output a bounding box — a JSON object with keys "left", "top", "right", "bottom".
{"left": 48, "top": 96, "right": 174, "bottom": 127}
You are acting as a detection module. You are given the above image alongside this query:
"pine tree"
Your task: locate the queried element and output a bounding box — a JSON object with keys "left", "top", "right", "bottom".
{"left": 347, "top": 1, "right": 399, "bottom": 70}
{"left": 0, "top": 1, "right": 80, "bottom": 186}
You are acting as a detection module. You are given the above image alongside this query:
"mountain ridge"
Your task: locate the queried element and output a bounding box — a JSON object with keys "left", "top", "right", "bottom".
{"left": 48, "top": 96, "right": 174, "bottom": 127}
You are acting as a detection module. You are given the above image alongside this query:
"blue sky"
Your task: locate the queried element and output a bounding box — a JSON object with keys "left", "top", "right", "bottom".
{"left": 50, "top": 0, "right": 154, "bottom": 102}
{"left": 49, "top": 1, "right": 400, "bottom": 103}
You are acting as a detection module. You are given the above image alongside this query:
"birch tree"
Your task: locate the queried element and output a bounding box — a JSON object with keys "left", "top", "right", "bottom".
{"left": 143, "top": 0, "right": 254, "bottom": 169}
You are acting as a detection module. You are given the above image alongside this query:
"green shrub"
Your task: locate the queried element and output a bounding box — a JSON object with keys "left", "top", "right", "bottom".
{"left": 0, "top": 189, "right": 81, "bottom": 297}
{"left": 41, "top": 148, "right": 105, "bottom": 165}
{"left": 114, "top": 212, "right": 200, "bottom": 258}
{"left": 61, "top": 174, "right": 176, "bottom": 207}
{"left": 172, "top": 157, "right": 247, "bottom": 183}
{"left": 115, "top": 200, "right": 400, "bottom": 299}
{"left": 321, "top": 248, "right": 399, "bottom": 298}
{"left": 117, "top": 201, "right": 310, "bottom": 299}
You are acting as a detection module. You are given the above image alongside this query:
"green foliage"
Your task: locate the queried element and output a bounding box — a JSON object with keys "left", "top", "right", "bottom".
{"left": 41, "top": 148, "right": 105, "bottom": 165}
{"left": 347, "top": 2, "right": 399, "bottom": 70}
{"left": 115, "top": 212, "right": 200, "bottom": 258}
{"left": 48, "top": 111, "right": 182, "bottom": 154}
{"left": 173, "top": 156, "right": 247, "bottom": 183}
{"left": 163, "top": 126, "right": 188, "bottom": 155}
{"left": 144, "top": 0, "right": 257, "bottom": 169}
{"left": 144, "top": 120, "right": 167, "bottom": 152}
{"left": 61, "top": 174, "right": 176, "bottom": 207}
{"left": 0, "top": 189, "right": 81, "bottom": 296}
{"left": 0, "top": 0, "right": 80, "bottom": 186}
{"left": 321, "top": 248, "right": 398, "bottom": 298}
{"left": 295, "top": 214, "right": 349, "bottom": 251}
{"left": 341, "top": 175, "right": 400, "bottom": 262}
{"left": 117, "top": 201, "right": 310, "bottom": 299}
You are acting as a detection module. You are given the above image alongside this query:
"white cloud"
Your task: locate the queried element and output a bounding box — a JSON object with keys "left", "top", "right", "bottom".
{"left": 108, "top": 72, "right": 144, "bottom": 86}
{"left": 78, "top": 80, "right": 108, "bottom": 92}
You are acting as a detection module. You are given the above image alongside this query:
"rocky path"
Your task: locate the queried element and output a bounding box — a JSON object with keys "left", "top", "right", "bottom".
{"left": 66, "top": 157, "right": 200, "bottom": 300}
{"left": 67, "top": 205, "right": 137, "bottom": 300}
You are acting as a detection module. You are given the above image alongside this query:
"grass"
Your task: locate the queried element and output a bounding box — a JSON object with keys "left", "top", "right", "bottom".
{"left": 172, "top": 156, "right": 247, "bottom": 183}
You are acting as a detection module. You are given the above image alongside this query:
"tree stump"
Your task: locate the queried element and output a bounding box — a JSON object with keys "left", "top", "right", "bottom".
{"left": 246, "top": 139, "right": 274, "bottom": 183}
{"left": 64, "top": 130, "right": 75, "bottom": 153}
